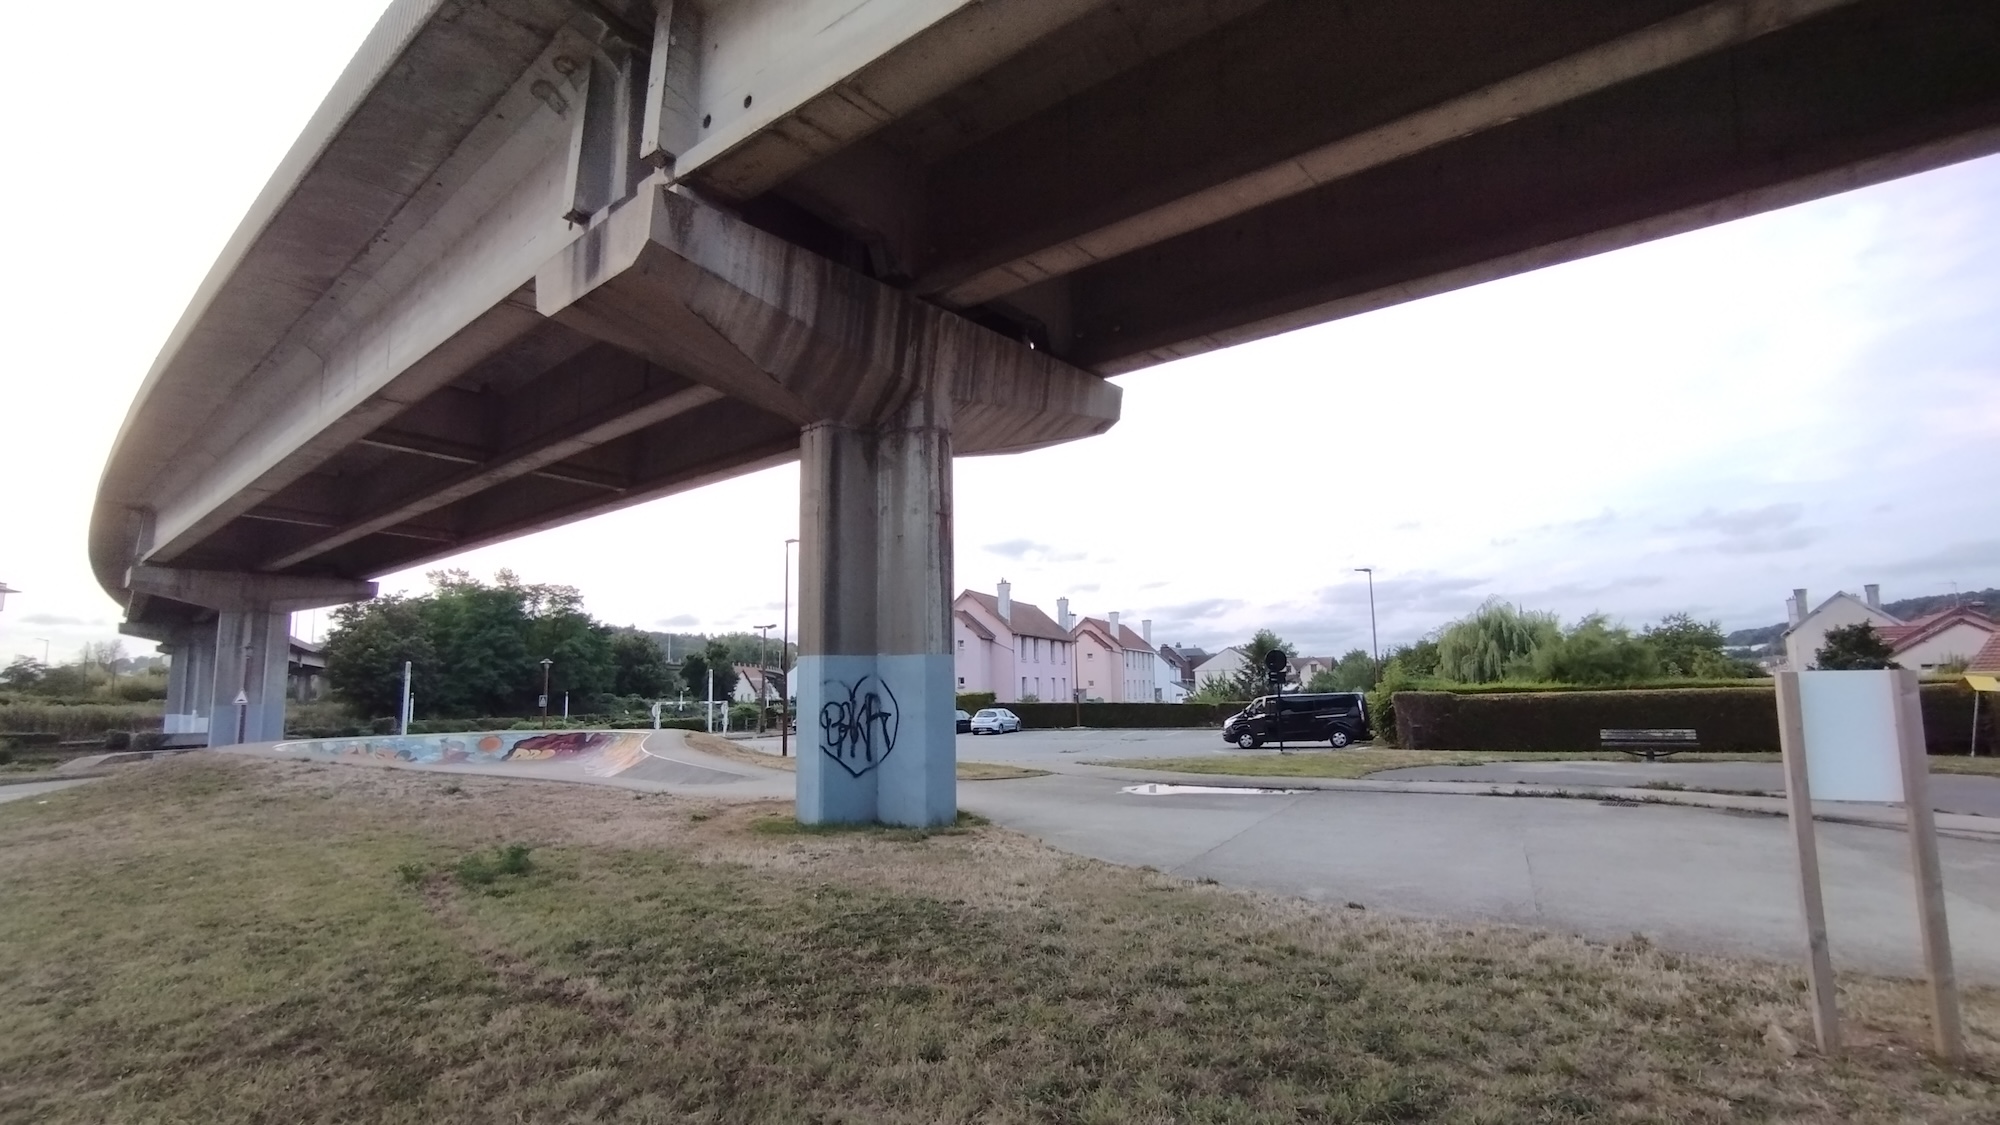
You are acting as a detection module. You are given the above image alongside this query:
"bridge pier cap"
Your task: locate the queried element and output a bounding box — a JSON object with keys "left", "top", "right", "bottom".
{"left": 539, "top": 186, "right": 1117, "bottom": 826}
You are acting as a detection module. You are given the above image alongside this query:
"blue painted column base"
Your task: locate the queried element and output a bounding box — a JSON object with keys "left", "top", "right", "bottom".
{"left": 797, "top": 654, "right": 957, "bottom": 826}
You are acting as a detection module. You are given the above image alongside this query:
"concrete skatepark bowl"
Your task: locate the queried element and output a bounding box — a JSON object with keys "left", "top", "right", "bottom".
{"left": 262, "top": 729, "right": 788, "bottom": 794}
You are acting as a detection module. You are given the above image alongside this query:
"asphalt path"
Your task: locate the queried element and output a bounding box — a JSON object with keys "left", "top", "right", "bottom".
{"left": 959, "top": 771, "right": 2000, "bottom": 981}
{"left": 0, "top": 778, "right": 98, "bottom": 804}
{"left": 1372, "top": 760, "right": 2000, "bottom": 819}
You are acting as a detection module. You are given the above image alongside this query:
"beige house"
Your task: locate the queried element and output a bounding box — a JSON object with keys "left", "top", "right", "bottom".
{"left": 1781, "top": 584, "right": 1996, "bottom": 671}
{"left": 1069, "top": 612, "right": 1158, "bottom": 702}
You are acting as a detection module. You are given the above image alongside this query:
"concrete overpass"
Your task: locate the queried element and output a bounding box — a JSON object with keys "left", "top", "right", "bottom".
{"left": 95, "top": 0, "right": 2000, "bottom": 821}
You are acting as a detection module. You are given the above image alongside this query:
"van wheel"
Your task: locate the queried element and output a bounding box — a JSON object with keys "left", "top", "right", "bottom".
{"left": 1328, "top": 730, "right": 1351, "bottom": 749}
{"left": 1236, "top": 732, "right": 1260, "bottom": 750}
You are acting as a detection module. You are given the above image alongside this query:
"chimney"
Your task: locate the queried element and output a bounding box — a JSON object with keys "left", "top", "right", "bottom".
{"left": 1107, "top": 611, "right": 1120, "bottom": 637}
{"left": 1142, "top": 619, "right": 1152, "bottom": 644}
{"left": 1056, "top": 596, "right": 1073, "bottom": 630}
{"left": 1864, "top": 584, "right": 1881, "bottom": 610}
{"left": 996, "top": 579, "right": 1012, "bottom": 622}
{"left": 1789, "top": 588, "right": 1808, "bottom": 627}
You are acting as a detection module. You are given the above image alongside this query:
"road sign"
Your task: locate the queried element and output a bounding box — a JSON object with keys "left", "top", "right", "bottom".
{"left": 1263, "top": 649, "right": 1288, "bottom": 674}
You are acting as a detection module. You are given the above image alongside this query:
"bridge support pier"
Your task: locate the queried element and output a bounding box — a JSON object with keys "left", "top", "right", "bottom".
{"left": 795, "top": 384, "right": 957, "bottom": 827}
{"left": 127, "top": 567, "right": 377, "bottom": 748}
{"left": 538, "top": 186, "right": 1119, "bottom": 826}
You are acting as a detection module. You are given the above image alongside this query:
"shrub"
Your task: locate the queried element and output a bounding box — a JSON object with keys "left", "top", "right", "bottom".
{"left": 955, "top": 692, "right": 996, "bottom": 712}
{"left": 0, "top": 703, "right": 164, "bottom": 740}
{"left": 1395, "top": 682, "right": 1989, "bottom": 754}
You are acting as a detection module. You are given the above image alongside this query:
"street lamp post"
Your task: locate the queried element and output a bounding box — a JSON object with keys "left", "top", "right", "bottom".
{"left": 539, "top": 657, "right": 554, "bottom": 718}
{"left": 754, "top": 623, "right": 776, "bottom": 733}
{"left": 1354, "top": 567, "right": 1380, "bottom": 681}
{"left": 781, "top": 537, "right": 798, "bottom": 757}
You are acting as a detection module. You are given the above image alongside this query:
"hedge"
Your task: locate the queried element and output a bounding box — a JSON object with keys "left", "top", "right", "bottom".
{"left": 1000, "top": 702, "right": 1247, "bottom": 729}
{"left": 0, "top": 703, "right": 164, "bottom": 741}
{"left": 1395, "top": 682, "right": 1994, "bottom": 755}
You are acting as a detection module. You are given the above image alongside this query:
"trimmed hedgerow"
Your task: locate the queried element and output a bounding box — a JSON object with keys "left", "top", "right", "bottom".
{"left": 1395, "top": 682, "right": 1991, "bottom": 754}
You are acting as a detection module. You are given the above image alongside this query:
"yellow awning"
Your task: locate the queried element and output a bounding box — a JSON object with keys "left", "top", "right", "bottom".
{"left": 1963, "top": 674, "right": 2000, "bottom": 693}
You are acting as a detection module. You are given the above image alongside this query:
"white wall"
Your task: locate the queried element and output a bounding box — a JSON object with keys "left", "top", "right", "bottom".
{"left": 1897, "top": 621, "right": 1994, "bottom": 671}
{"left": 1784, "top": 596, "right": 1897, "bottom": 670}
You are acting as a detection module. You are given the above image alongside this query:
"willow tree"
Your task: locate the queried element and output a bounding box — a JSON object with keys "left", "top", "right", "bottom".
{"left": 1433, "top": 600, "right": 1561, "bottom": 683}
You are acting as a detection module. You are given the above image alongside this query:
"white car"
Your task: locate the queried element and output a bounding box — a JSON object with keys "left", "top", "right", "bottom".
{"left": 968, "top": 707, "right": 1022, "bottom": 735}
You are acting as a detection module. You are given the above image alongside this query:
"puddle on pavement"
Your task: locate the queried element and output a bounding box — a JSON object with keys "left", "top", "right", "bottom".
{"left": 1121, "top": 783, "right": 1305, "bottom": 796}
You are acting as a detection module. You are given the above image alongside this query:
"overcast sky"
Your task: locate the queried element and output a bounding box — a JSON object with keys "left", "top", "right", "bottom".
{"left": 2, "top": 2, "right": 1997, "bottom": 666}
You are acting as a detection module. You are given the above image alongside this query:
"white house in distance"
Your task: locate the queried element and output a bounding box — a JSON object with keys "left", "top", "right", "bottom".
{"left": 953, "top": 580, "right": 1074, "bottom": 703}
{"left": 1782, "top": 585, "right": 1998, "bottom": 672}
{"left": 1070, "top": 612, "right": 1159, "bottom": 702}
{"left": 1193, "top": 646, "right": 1247, "bottom": 691}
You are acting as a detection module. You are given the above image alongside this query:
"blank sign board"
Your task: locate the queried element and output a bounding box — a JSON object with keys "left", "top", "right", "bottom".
{"left": 1796, "top": 670, "right": 1906, "bottom": 803}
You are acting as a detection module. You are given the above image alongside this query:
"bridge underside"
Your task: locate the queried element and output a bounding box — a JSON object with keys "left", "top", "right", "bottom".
{"left": 92, "top": 0, "right": 2000, "bottom": 813}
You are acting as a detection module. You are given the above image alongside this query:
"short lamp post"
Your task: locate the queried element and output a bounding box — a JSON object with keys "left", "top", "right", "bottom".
{"left": 539, "top": 657, "right": 554, "bottom": 717}
{"left": 781, "top": 537, "right": 798, "bottom": 757}
{"left": 1354, "top": 567, "right": 1380, "bottom": 683}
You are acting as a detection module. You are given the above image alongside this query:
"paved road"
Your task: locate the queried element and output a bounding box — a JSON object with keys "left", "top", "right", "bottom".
{"left": 960, "top": 772, "right": 2000, "bottom": 981}
{"left": 1373, "top": 760, "right": 2000, "bottom": 818}
{"left": 0, "top": 778, "right": 98, "bottom": 805}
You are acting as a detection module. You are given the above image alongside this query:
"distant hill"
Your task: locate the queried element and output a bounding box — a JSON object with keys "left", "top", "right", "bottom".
{"left": 1724, "top": 587, "right": 2000, "bottom": 647}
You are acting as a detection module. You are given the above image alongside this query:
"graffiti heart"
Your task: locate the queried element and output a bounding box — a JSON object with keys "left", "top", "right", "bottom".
{"left": 818, "top": 675, "right": 900, "bottom": 778}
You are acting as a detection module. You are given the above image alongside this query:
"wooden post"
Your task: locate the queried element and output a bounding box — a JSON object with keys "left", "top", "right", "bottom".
{"left": 1892, "top": 670, "right": 1966, "bottom": 1063}
{"left": 1775, "top": 671, "right": 1840, "bottom": 1053}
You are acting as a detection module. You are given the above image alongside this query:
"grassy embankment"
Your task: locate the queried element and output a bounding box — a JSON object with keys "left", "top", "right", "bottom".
{"left": 1, "top": 755, "right": 1994, "bottom": 1123}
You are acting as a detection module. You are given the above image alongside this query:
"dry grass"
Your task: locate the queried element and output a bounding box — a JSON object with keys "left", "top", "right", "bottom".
{"left": 1100, "top": 749, "right": 1783, "bottom": 780}
{"left": 683, "top": 732, "right": 1047, "bottom": 780}
{"left": 1, "top": 755, "right": 1994, "bottom": 1124}
{"left": 1933, "top": 756, "right": 2000, "bottom": 777}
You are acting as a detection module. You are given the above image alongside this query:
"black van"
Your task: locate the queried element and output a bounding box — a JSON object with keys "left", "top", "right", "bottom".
{"left": 1221, "top": 692, "right": 1370, "bottom": 749}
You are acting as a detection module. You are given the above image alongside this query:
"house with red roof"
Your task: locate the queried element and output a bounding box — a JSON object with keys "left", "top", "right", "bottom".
{"left": 1070, "top": 612, "right": 1161, "bottom": 702}
{"left": 1782, "top": 584, "right": 1996, "bottom": 672}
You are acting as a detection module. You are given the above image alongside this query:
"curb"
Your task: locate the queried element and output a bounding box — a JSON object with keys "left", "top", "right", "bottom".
{"left": 1054, "top": 763, "right": 2000, "bottom": 841}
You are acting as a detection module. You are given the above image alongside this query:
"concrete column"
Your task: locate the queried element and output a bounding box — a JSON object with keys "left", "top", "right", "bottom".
{"left": 163, "top": 623, "right": 217, "bottom": 737}
{"left": 795, "top": 381, "right": 956, "bottom": 827}
{"left": 207, "top": 608, "right": 290, "bottom": 746}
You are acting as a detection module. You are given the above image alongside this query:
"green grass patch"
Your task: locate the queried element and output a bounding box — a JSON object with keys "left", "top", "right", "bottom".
{"left": 0, "top": 756, "right": 1992, "bottom": 1123}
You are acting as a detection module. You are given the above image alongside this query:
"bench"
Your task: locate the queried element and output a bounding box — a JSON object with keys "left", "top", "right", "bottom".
{"left": 1599, "top": 728, "right": 1698, "bottom": 760}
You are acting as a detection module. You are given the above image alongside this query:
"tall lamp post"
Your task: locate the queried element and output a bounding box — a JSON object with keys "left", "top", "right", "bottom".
{"left": 754, "top": 623, "right": 776, "bottom": 733}
{"left": 539, "top": 657, "right": 554, "bottom": 717}
{"left": 1354, "top": 567, "right": 1380, "bottom": 682}
{"left": 781, "top": 537, "right": 798, "bottom": 757}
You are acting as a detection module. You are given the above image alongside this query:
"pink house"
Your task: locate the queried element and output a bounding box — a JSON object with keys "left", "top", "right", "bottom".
{"left": 953, "top": 580, "right": 1074, "bottom": 703}
{"left": 1070, "top": 612, "right": 1158, "bottom": 702}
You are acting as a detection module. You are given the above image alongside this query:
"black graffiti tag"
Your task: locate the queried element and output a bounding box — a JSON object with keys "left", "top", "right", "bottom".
{"left": 818, "top": 675, "right": 900, "bottom": 778}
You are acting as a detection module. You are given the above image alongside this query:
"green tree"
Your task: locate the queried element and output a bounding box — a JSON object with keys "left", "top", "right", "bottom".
{"left": 1815, "top": 623, "right": 1896, "bottom": 670}
{"left": 1641, "top": 612, "right": 1732, "bottom": 677}
{"left": 1530, "top": 614, "right": 1660, "bottom": 685}
{"left": 1434, "top": 600, "right": 1561, "bottom": 683}
{"left": 1223, "top": 629, "right": 1297, "bottom": 698}
{"left": 609, "top": 630, "right": 671, "bottom": 697}
{"left": 1386, "top": 637, "right": 1442, "bottom": 679}
{"left": 680, "top": 650, "right": 711, "bottom": 697}
{"left": 323, "top": 594, "right": 439, "bottom": 717}
{"left": 426, "top": 571, "right": 531, "bottom": 715}
{"left": 704, "top": 640, "right": 740, "bottom": 701}
{"left": 1306, "top": 648, "right": 1377, "bottom": 692}
{"left": 1, "top": 656, "right": 45, "bottom": 691}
